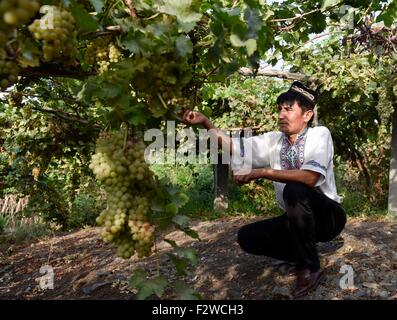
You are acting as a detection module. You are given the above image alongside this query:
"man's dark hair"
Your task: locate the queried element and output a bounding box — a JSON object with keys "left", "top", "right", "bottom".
{"left": 276, "top": 81, "right": 318, "bottom": 125}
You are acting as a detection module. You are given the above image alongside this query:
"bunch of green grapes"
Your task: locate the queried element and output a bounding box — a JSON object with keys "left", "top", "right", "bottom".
{"left": 89, "top": 130, "right": 156, "bottom": 259}
{"left": 0, "top": 0, "right": 38, "bottom": 51}
{"left": 152, "top": 59, "right": 191, "bottom": 100}
{"left": 0, "top": 58, "right": 19, "bottom": 90}
{"left": 132, "top": 56, "right": 192, "bottom": 117}
{"left": 84, "top": 37, "right": 110, "bottom": 65}
{"left": 84, "top": 38, "right": 122, "bottom": 73}
{"left": 28, "top": 5, "right": 77, "bottom": 62}
{"left": 0, "top": 0, "right": 40, "bottom": 26}
{"left": 108, "top": 43, "right": 121, "bottom": 63}
{"left": 167, "top": 97, "right": 193, "bottom": 109}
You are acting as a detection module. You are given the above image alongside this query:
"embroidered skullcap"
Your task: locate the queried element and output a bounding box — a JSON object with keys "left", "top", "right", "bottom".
{"left": 288, "top": 81, "right": 317, "bottom": 105}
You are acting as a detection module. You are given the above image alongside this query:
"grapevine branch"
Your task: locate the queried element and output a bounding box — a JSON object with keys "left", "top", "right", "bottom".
{"left": 123, "top": 0, "right": 138, "bottom": 18}
{"left": 271, "top": 8, "right": 321, "bottom": 23}
{"left": 2, "top": 90, "right": 88, "bottom": 119}
{"left": 10, "top": 91, "right": 82, "bottom": 105}
{"left": 271, "top": 1, "right": 343, "bottom": 31}
{"left": 346, "top": 23, "right": 397, "bottom": 54}
{"left": 30, "top": 105, "right": 101, "bottom": 129}
{"left": 81, "top": 26, "right": 123, "bottom": 38}
{"left": 19, "top": 64, "right": 95, "bottom": 80}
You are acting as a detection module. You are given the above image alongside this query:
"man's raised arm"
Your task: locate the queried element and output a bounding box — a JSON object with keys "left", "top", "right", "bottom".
{"left": 181, "top": 109, "right": 233, "bottom": 153}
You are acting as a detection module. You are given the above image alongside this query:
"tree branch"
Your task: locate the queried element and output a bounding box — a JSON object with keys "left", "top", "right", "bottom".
{"left": 239, "top": 67, "right": 316, "bottom": 83}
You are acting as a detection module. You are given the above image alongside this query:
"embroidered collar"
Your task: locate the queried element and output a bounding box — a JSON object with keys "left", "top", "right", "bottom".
{"left": 280, "top": 128, "right": 308, "bottom": 170}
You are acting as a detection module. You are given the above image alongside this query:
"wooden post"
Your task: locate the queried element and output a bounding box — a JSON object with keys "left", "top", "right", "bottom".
{"left": 313, "top": 105, "right": 319, "bottom": 127}
{"left": 213, "top": 153, "right": 229, "bottom": 212}
{"left": 388, "top": 105, "right": 397, "bottom": 217}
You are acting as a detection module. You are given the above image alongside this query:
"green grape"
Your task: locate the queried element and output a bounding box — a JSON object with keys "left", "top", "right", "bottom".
{"left": 108, "top": 43, "right": 121, "bottom": 63}
{"left": 84, "top": 37, "right": 122, "bottom": 73}
{"left": 0, "top": 0, "right": 40, "bottom": 26}
{"left": 90, "top": 130, "right": 156, "bottom": 259}
{"left": 28, "top": 5, "right": 77, "bottom": 62}
{"left": 128, "top": 55, "right": 192, "bottom": 117}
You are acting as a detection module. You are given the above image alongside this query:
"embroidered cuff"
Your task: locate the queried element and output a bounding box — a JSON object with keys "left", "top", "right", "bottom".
{"left": 301, "top": 160, "right": 327, "bottom": 187}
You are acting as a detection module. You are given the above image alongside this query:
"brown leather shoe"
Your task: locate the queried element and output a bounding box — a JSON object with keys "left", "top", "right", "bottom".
{"left": 292, "top": 268, "right": 325, "bottom": 298}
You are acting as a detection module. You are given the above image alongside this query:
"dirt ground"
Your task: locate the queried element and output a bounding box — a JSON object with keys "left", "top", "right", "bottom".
{"left": 0, "top": 216, "right": 396, "bottom": 300}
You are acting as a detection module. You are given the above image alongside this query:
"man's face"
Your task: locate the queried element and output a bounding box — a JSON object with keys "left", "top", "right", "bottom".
{"left": 278, "top": 101, "right": 312, "bottom": 135}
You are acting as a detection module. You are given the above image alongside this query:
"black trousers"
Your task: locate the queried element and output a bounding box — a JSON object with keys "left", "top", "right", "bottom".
{"left": 237, "top": 182, "right": 346, "bottom": 271}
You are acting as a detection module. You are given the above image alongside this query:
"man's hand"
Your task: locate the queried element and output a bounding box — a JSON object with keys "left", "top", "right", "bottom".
{"left": 178, "top": 108, "right": 231, "bottom": 150}
{"left": 181, "top": 109, "right": 208, "bottom": 127}
{"left": 233, "top": 169, "right": 261, "bottom": 185}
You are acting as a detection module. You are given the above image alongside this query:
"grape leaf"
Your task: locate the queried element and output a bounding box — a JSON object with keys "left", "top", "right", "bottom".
{"left": 173, "top": 281, "right": 201, "bottom": 300}
{"left": 176, "top": 226, "right": 201, "bottom": 240}
{"left": 69, "top": 1, "right": 99, "bottom": 32}
{"left": 172, "top": 214, "right": 200, "bottom": 240}
{"left": 308, "top": 12, "right": 327, "bottom": 34}
{"left": 245, "top": 39, "right": 257, "bottom": 56}
{"left": 127, "top": 103, "right": 149, "bottom": 126}
{"left": 89, "top": 0, "right": 104, "bottom": 13}
{"left": 122, "top": 31, "right": 153, "bottom": 57}
{"left": 128, "top": 269, "right": 147, "bottom": 288}
{"left": 175, "top": 36, "right": 193, "bottom": 57}
{"left": 165, "top": 203, "right": 178, "bottom": 215}
{"left": 157, "top": 0, "right": 202, "bottom": 32}
{"left": 321, "top": 0, "right": 340, "bottom": 10}
{"left": 129, "top": 271, "right": 168, "bottom": 300}
{"left": 164, "top": 238, "right": 177, "bottom": 248}
{"left": 168, "top": 254, "right": 188, "bottom": 276}
{"left": 376, "top": 6, "right": 396, "bottom": 27}
{"left": 172, "top": 214, "right": 190, "bottom": 228}
{"left": 230, "top": 34, "right": 257, "bottom": 56}
{"left": 17, "top": 36, "right": 40, "bottom": 68}
{"left": 172, "top": 192, "right": 189, "bottom": 208}
{"left": 230, "top": 34, "right": 245, "bottom": 47}
{"left": 173, "top": 247, "right": 198, "bottom": 266}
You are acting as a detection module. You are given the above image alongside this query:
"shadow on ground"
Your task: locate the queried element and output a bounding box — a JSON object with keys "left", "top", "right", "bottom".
{"left": 0, "top": 216, "right": 396, "bottom": 300}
